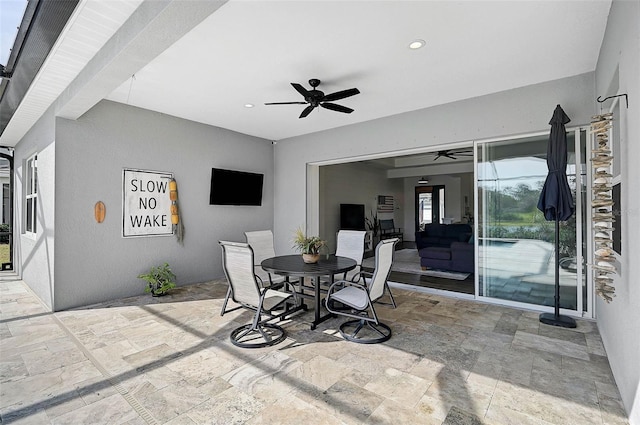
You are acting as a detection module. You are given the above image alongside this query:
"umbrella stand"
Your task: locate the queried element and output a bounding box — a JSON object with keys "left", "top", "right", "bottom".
{"left": 539, "top": 217, "right": 577, "bottom": 328}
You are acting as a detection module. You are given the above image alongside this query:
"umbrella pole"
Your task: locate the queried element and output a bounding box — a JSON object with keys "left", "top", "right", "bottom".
{"left": 539, "top": 217, "right": 577, "bottom": 328}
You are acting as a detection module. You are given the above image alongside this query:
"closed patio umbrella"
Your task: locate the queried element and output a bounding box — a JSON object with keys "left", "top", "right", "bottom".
{"left": 537, "top": 104, "right": 576, "bottom": 328}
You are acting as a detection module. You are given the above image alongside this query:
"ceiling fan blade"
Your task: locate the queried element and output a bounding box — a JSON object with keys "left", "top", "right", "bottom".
{"left": 264, "top": 101, "right": 308, "bottom": 105}
{"left": 322, "top": 88, "right": 360, "bottom": 102}
{"left": 299, "top": 105, "right": 315, "bottom": 118}
{"left": 291, "top": 83, "right": 310, "bottom": 98}
{"left": 320, "top": 103, "right": 354, "bottom": 114}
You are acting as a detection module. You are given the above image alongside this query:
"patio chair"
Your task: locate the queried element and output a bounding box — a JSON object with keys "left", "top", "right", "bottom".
{"left": 334, "top": 230, "right": 367, "bottom": 282}
{"left": 325, "top": 238, "right": 398, "bottom": 343}
{"left": 220, "top": 230, "right": 285, "bottom": 316}
{"left": 219, "top": 241, "right": 293, "bottom": 348}
{"left": 379, "top": 219, "right": 403, "bottom": 243}
{"left": 245, "top": 230, "right": 287, "bottom": 286}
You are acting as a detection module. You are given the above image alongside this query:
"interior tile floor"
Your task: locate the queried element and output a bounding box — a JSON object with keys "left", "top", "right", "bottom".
{"left": 0, "top": 275, "right": 629, "bottom": 425}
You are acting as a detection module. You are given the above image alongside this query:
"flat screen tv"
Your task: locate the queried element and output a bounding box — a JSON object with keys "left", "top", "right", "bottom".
{"left": 209, "top": 168, "right": 264, "bottom": 206}
{"left": 340, "top": 204, "right": 365, "bottom": 230}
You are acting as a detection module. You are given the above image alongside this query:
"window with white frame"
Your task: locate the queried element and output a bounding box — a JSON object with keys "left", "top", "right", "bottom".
{"left": 25, "top": 154, "right": 37, "bottom": 235}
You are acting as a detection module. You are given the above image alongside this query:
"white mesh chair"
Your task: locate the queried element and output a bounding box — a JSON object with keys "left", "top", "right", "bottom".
{"left": 334, "top": 230, "right": 366, "bottom": 282}
{"left": 219, "top": 241, "right": 293, "bottom": 348}
{"left": 245, "top": 230, "right": 282, "bottom": 284}
{"left": 325, "top": 238, "right": 398, "bottom": 344}
{"left": 220, "top": 230, "right": 285, "bottom": 316}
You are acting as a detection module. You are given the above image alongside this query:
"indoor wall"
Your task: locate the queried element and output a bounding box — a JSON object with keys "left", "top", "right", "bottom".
{"left": 319, "top": 162, "right": 403, "bottom": 251}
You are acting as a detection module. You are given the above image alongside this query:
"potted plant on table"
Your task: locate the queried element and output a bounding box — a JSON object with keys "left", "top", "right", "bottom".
{"left": 293, "top": 227, "right": 325, "bottom": 264}
{"left": 138, "top": 262, "right": 176, "bottom": 296}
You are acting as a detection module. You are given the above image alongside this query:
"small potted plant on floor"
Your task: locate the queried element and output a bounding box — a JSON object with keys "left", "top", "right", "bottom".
{"left": 293, "top": 227, "right": 325, "bottom": 264}
{"left": 138, "top": 262, "right": 176, "bottom": 296}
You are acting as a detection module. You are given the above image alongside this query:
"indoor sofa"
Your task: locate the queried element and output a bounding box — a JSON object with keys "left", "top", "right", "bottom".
{"left": 415, "top": 224, "right": 474, "bottom": 273}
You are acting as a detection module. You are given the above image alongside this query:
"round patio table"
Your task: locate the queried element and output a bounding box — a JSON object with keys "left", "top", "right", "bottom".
{"left": 261, "top": 255, "right": 356, "bottom": 329}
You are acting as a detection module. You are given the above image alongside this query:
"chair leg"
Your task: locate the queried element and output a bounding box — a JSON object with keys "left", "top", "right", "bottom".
{"left": 385, "top": 283, "right": 397, "bottom": 308}
{"left": 220, "top": 286, "right": 242, "bottom": 316}
{"left": 230, "top": 310, "right": 288, "bottom": 348}
{"left": 339, "top": 319, "right": 391, "bottom": 344}
{"left": 374, "top": 283, "right": 397, "bottom": 308}
{"left": 220, "top": 286, "right": 231, "bottom": 316}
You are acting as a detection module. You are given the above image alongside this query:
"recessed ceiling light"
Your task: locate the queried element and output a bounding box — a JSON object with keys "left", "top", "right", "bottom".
{"left": 244, "top": 103, "right": 254, "bottom": 108}
{"left": 409, "top": 39, "right": 426, "bottom": 50}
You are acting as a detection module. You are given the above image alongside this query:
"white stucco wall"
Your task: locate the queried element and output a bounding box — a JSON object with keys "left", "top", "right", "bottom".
{"left": 273, "top": 73, "right": 595, "bottom": 255}
{"left": 13, "top": 107, "right": 57, "bottom": 309}
{"left": 594, "top": 0, "right": 640, "bottom": 422}
{"left": 53, "top": 100, "right": 274, "bottom": 310}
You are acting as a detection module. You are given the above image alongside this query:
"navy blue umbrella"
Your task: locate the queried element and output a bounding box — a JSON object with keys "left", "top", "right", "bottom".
{"left": 538, "top": 104, "right": 576, "bottom": 328}
{"left": 538, "top": 105, "right": 575, "bottom": 221}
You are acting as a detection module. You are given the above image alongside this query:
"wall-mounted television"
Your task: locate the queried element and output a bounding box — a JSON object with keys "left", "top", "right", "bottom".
{"left": 340, "top": 204, "right": 365, "bottom": 230}
{"left": 209, "top": 168, "right": 264, "bottom": 206}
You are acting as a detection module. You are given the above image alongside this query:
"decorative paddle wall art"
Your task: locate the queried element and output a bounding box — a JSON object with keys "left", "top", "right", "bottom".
{"left": 169, "top": 178, "right": 184, "bottom": 244}
{"left": 590, "top": 112, "right": 617, "bottom": 302}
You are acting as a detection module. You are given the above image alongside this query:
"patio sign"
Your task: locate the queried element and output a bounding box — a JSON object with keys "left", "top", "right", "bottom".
{"left": 122, "top": 168, "right": 174, "bottom": 238}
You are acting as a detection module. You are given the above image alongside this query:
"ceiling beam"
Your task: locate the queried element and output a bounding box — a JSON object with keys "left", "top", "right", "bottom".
{"left": 58, "top": 0, "right": 227, "bottom": 121}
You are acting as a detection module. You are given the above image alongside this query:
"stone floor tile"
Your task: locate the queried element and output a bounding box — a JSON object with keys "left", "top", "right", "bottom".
{"left": 364, "top": 367, "right": 431, "bottom": 407}
{"left": 222, "top": 351, "right": 302, "bottom": 403}
{"left": 442, "top": 405, "right": 484, "bottom": 425}
{"left": 296, "top": 379, "right": 384, "bottom": 425}
{"left": 133, "top": 379, "right": 211, "bottom": 423}
{"left": 245, "top": 395, "right": 343, "bottom": 425}
{"left": 415, "top": 393, "right": 455, "bottom": 422}
{"left": 287, "top": 354, "right": 350, "bottom": 391}
{"left": 537, "top": 324, "right": 588, "bottom": 346}
{"left": 185, "top": 386, "right": 263, "bottom": 424}
{"left": 484, "top": 402, "right": 557, "bottom": 425}
{"left": 50, "top": 393, "right": 140, "bottom": 425}
{"left": 0, "top": 280, "right": 630, "bottom": 425}
{"left": 512, "top": 330, "right": 590, "bottom": 361}
{"left": 367, "top": 398, "right": 442, "bottom": 424}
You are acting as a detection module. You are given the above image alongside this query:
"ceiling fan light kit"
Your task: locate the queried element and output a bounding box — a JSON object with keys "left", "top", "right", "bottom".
{"left": 265, "top": 78, "right": 360, "bottom": 118}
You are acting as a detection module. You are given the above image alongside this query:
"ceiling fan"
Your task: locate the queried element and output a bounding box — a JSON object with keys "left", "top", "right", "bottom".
{"left": 265, "top": 78, "right": 360, "bottom": 119}
{"left": 433, "top": 149, "right": 473, "bottom": 161}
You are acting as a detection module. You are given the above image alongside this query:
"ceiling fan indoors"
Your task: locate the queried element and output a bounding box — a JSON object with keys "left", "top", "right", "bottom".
{"left": 432, "top": 149, "right": 473, "bottom": 161}
{"left": 265, "top": 78, "right": 360, "bottom": 119}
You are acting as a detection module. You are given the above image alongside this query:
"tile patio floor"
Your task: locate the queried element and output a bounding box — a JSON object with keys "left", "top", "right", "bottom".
{"left": 0, "top": 275, "right": 629, "bottom": 424}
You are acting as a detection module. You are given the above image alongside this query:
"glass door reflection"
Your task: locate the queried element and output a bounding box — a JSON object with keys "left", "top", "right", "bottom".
{"left": 477, "top": 134, "right": 582, "bottom": 311}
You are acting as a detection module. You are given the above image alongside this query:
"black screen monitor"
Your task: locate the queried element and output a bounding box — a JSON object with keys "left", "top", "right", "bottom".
{"left": 340, "top": 204, "right": 365, "bottom": 230}
{"left": 209, "top": 168, "right": 264, "bottom": 206}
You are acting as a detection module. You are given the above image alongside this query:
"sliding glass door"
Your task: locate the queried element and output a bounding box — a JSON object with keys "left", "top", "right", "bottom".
{"left": 476, "top": 130, "right": 587, "bottom": 314}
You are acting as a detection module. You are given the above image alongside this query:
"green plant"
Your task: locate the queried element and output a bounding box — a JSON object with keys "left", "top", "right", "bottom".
{"left": 138, "top": 263, "right": 176, "bottom": 296}
{"left": 292, "top": 227, "right": 325, "bottom": 254}
{"left": 365, "top": 210, "right": 379, "bottom": 236}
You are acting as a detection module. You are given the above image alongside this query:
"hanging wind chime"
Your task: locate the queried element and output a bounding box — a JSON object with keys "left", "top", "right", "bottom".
{"left": 590, "top": 112, "right": 616, "bottom": 302}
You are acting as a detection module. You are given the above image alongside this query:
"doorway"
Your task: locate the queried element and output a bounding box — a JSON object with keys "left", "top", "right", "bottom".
{"left": 415, "top": 185, "right": 445, "bottom": 232}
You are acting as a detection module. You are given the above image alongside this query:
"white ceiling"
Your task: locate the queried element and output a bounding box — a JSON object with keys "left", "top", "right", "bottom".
{"left": 105, "top": 0, "right": 611, "bottom": 141}
{"left": 2, "top": 0, "right": 612, "bottom": 145}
